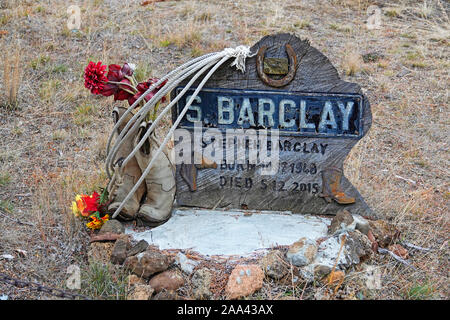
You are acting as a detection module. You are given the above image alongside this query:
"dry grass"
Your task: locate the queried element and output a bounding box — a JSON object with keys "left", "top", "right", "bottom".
{"left": 1, "top": 42, "right": 22, "bottom": 109}
{"left": 342, "top": 48, "right": 363, "bottom": 76}
{"left": 0, "top": 0, "right": 448, "bottom": 300}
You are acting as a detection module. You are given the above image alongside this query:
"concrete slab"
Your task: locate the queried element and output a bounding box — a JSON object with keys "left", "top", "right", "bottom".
{"left": 126, "top": 208, "right": 331, "bottom": 257}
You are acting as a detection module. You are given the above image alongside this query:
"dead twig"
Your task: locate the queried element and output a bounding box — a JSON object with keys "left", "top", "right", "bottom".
{"left": 378, "top": 248, "right": 417, "bottom": 271}
{"left": 299, "top": 278, "right": 307, "bottom": 300}
{"left": 394, "top": 175, "right": 417, "bottom": 185}
{"left": 0, "top": 209, "right": 35, "bottom": 227}
{"left": 332, "top": 235, "right": 346, "bottom": 295}
{"left": 141, "top": 0, "right": 170, "bottom": 6}
{"left": 89, "top": 232, "right": 121, "bottom": 243}
{"left": 401, "top": 242, "right": 434, "bottom": 252}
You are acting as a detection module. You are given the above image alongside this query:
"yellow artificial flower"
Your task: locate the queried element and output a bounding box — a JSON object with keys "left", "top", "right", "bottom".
{"left": 86, "top": 216, "right": 101, "bottom": 230}
{"left": 77, "top": 194, "right": 88, "bottom": 215}
{"left": 71, "top": 201, "right": 79, "bottom": 216}
{"left": 86, "top": 214, "right": 109, "bottom": 230}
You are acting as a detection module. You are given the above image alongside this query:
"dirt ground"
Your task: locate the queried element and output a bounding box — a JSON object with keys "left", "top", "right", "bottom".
{"left": 0, "top": 0, "right": 448, "bottom": 300}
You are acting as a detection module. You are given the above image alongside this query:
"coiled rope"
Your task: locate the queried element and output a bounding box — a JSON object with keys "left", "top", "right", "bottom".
{"left": 106, "top": 46, "right": 255, "bottom": 219}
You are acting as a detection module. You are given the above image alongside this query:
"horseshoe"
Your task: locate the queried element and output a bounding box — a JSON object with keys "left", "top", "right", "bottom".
{"left": 256, "top": 44, "right": 298, "bottom": 87}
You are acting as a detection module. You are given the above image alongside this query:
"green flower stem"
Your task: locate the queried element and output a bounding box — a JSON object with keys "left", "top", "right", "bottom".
{"left": 106, "top": 81, "right": 138, "bottom": 93}
{"left": 125, "top": 75, "right": 138, "bottom": 87}
{"left": 142, "top": 101, "right": 158, "bottom": 122}
{"left": 151, "top": 101, "right": 161, "bottom": 121}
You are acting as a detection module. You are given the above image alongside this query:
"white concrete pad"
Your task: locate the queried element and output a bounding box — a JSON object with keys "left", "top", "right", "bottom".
{"left": 126, "top": 209, "right": 331, "bottom": 257}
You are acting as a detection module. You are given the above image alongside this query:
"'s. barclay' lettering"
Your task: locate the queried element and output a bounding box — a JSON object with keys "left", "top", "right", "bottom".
{"left": 215, "top": 97, "right": 353, "bottom": 133}
{"left": 176, "top": 88, "right": 362, "bottom": 137}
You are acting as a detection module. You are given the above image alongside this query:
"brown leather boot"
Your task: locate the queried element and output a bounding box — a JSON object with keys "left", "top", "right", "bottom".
{"left": 134, "top": 122, "right": 176, "bottom": 226}
{"left": 108, "top": 106, "right": 146, "bottom": 220}
{"left": 319, "top": 167, "right": 355, "bottom": 204}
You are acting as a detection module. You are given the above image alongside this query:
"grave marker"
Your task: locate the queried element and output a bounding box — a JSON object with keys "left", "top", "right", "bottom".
{"left": 171, "top": 34, "right": 374, "bottom": 217}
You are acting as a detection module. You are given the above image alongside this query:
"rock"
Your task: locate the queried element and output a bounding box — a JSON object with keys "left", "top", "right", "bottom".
{"left": 127, "top": 274, "right": 146, "bottom": 287}
{"left": 124, "top": 249, "right": 172, "bottom": 279}
{"left": 308, "top": 231, "right": 368, "bottom": 272}
{"left": 127, "top": 240, "right": 149, "bottom": 257}
{"left": 111, "top": 234, "right": 131, "bottom": 265}
{"left": 174, "top": 252, "right": 200, "bottom": 275}
{"left": 327, "top": 211, "right": 370, "bottom": 236}
{"left": 225, "top": 264, "right": 264, "bottom": 299}
{"left": 324, "top": 270, "right": 345, "bottom": 287}
{"left": 299, "top": 230, "right": 373, "bottom": 282}
{"left": 368, "top": 220, "right": 400, "bottom": 248}
{"left": 352, "top": 214, "right": 370, "bottom": 235}
{"left": 345, "top": 230, "right": 373, "bottom": 264}
{"left": 388, "top": 244, "right": 409, "bottom": 259}
{"left": 313, "top": 264, "right": 332, "bottom": 280}
{"left": 191, "top": 268, "right": 213, "bottom": 299}
{"left": 286, "top": 238, "right": 317, "bottom": 267}
{"left": 310, "top": 236, "right": 346, "bottom": 272}
{"left": 260, "top": 250, "right": 288, "bottom": 280}
{"left": 149, "top": 270, "right": 185, "bottom": 293}
{"left": 99, "top": 219, "right": 124, "bottom": 235}
{"left": 316, "top": 237, "right": 329, "bottom": 246}
{"left": 87, "top": 242, "right": 114, "bottom": 264}
{"left": 328, "top": 210, "right": 354, "bottom": 234}
{"left": 127, "top": 284, "right": 154, "bottom": 300}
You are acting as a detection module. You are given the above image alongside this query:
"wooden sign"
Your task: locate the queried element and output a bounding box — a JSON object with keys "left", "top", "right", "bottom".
{"left": 171, "top": 34, "right": 374, "bottom": 217}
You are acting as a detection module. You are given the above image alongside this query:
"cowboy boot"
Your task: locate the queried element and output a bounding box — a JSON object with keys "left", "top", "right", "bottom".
{"left": 319, "top": 167, "right": 355, "bottom": 204}
{"left": 134, "top": 122, "right": 176, "bottom": 226}
{"left": 108, "top": 106, "right": 147, "bottom": 220}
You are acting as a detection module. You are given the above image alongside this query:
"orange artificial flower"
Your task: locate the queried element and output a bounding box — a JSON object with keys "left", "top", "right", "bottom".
{"left": 71, "top": 192, "right": 100, "bottom": 217}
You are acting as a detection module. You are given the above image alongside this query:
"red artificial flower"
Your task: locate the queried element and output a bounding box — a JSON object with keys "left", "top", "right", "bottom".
{"left": 106, "top": 63, "right": 133, "bottom": 81}
{"left": 128, "top": 78, "right": 167, "bottom": 105}
{"left": 84, "top": 61, "right": 108, "bottom": 95}
{"left": 82, "top": 191, "right": 100, "bottom": 213}
{"left": 100, "top": 63, "right": 135, "bottom": 101}
{"left": 101, "top": 79, "right": 133, "bottom": 101}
